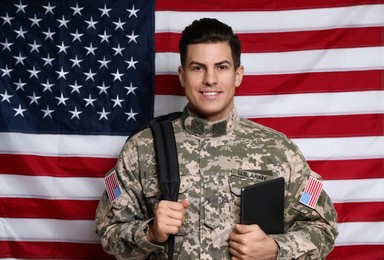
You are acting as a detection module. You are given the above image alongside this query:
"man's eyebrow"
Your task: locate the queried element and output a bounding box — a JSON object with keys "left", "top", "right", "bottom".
{"left": 188, "top": 60, "right": 232, "bottom": 66}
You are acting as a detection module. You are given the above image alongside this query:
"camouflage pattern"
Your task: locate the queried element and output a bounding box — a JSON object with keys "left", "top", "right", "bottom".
{"left": 95, "top": 107, "right": 339, "bottom": 259}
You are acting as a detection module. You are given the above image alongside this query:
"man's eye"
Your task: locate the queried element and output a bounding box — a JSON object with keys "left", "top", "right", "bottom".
{"left": 218, "top": 65, "right": 229, "bottom": 70}
{"left": 192, "top": 66, "right": 202, "bottom": 71}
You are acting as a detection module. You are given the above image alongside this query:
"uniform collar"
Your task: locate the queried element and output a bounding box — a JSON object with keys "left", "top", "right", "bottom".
{"left": 181, "top": 106, "right": 238, "bottom": 137}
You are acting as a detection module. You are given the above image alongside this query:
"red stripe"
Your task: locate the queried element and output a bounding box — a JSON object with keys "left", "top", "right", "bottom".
{"left": 308, "top": 158, "right": 384, "bottom": 180}
{"left": 0, "top": 154, "right": 116, "bottom": 177}
{"left": 155, "top": 70, "right": 384, "bottom": 96}
{"left": 156, "top": 27, "right": 383, "bottom": 53}
{"left": 1, "top": 199, "right": 383, "bottom": 224}
{"left": 327, "top": 244, "right": 384, "bottom": 260}
{"left": 0, "top": 198, "right": 99, "bottom": 220}
{"left": 0, "top": 241, "right": 114, "bottom": 259}
{"left": 334, "top": 202, "right": 384, "bottom": 222}
{"left": 251, "top": 114, "right": 384, "bottom": 139}
{"left": 156, "top": 0, "right": 383, "bottom": 11}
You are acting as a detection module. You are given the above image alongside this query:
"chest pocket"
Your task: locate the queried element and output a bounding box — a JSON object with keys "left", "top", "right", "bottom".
{"left": 228, "top": 170, "right": 274, "bottom": 213}
{"left": 142, "top": 168, "right": 190, "bottom": 217}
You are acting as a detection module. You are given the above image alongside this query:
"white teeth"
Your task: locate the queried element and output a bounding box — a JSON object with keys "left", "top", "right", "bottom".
{"left": 203, "top": 92, "right": 218, "bottom": 96}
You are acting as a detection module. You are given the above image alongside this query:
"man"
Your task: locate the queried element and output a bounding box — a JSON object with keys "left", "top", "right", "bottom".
{"left": 95, "top": 18, "right": 339, "bottom": 259}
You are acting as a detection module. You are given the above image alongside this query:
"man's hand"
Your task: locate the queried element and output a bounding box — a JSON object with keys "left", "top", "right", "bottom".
{"left": 147, "top": 200, "right": 190, "bottom": 244}
{"left": 229, "top": 224, "right": 278, "bottom": 260}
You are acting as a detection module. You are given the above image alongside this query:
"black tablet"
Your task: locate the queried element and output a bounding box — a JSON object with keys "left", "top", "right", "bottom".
{"left": 240, "top": 177, "right": 284, "bottom": 234}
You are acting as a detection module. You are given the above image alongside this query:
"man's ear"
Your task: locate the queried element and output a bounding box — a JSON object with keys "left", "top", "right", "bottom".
{"left": 235, "top": 65, "right": 244, "bottom": 88}
{"left": 178, "top": 66, "right": 185, "bottom": 88}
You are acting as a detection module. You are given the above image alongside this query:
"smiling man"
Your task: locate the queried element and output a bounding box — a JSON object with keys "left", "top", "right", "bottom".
{"left": 96, "top": 18, "right": 338, "bottom": 259}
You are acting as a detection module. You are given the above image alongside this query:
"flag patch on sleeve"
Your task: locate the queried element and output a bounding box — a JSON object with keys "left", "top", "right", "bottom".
{"left": 299, "top": 177, "right": 323, "bottom": 209}
{"left": 105, "top": 170, "right": 122, "bottom": 203}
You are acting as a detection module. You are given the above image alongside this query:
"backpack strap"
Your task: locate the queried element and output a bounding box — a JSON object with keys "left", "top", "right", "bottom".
{"left": 149, "top": 112, "right": 182, "bottom": 260}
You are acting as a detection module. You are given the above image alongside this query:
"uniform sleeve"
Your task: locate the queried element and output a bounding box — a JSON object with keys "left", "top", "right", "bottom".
{"left": 270, "top": 144, "right": 339, "bottom": 260}
{"left": 95, "top": 137, "right": 164, "bottom": 259}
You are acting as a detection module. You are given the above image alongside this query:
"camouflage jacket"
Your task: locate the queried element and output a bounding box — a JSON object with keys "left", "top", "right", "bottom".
{"left": 95, "top": 107, "right": 338, "bottom": 259}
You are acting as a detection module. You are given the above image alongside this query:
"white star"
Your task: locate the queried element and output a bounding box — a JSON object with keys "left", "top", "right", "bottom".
{"left": 70, "top": 29, "right": 83, "bottom": 42}
{"left": 84, "top": 68, "right": 97, "bottom": 81}
{"left": 85, "top": 17, "right": 98, "bottom": 29}
{"left": 84, "top": 68, "right": 96, "bottom": 81}
{"left": 125, "top": 56, "right": 138, "bottom": 70}
{"left": 1, "top": 38, "right": 13, "bottom": 51}
{"left": 69, "top": 81, "right": 83, "bottom": 93}
{"left": 14, "top": 78, "right": 26, "bottom": 91}
{"left": 27, "top": 66, "right": 40, "bottom": 79}
{"left": 69, "top": 55, "right": 83, "bottom": 68}
{"left": 111, "top": 95, "right": 125, "bottom": 108}
{"left": 14, "top": 0, "right": 27, "bottom": 14}
{"left": 127, "top": 5, "right": 140, "bottom": 18}
{"left": 112, "top": 43, "right": 125, "bottom": 56}
{"left": 57, "top": 41, "right": 69, "bottom": 54}
{"left": 97, "top": 82, "right": 110, "bottom": 95}
{"left": 125, "top": 82, "right": 137, "bottom": 95}
{"left": 83, "top": 94, "right": 97, "bottom": 107}
{"left": 1, "top": 12, "right": 14, "bottom": 25}
{"left": 125, "top": 108, "right": 138, "bottom": 121}
{"left": 13, "top": 104, "right": 27, "bottom": 117}
{"left": 84, "top": 42, "right": 97, "bottom": 55}
{"left": 13, "top": 52, "right": 27, "bottom": 65}
{"left": 41, "top": 79, "right": 54, "bottom": 92}
{"left": 111, "top": 69, "right": 124, "bottom": 82}
{"left": 41, "top": 105, "right": 55, "bottom": 118}
{"left": 29, "top": 14, "right": 41, "bottom": 27}
{"left": 43, "top": 28, "right": 56, "bottom": 41}
{"left": 28, "top": 40, "right": 41, "bottom": 53}
{"left": 42, "top": 53, "right": 55, "bottom": 67}
{"left": 14, "top": 26, "right": 27, "bottom": 39}
{"left": 56, "top": 67, "right": 68, "bottom": 80}
{"left": 97, "top": 108, "right": 110, "bottom": 120}
{"left": 69, "top": 107, "right": 83, "bottom": 119}
{"left": 43, "top": 2, "right": 56, "bottom": 15}
{"left": 113, "top": 18, "right": 125, "bottom": 30}
{"left": 55, "top": 93, "right": 69, "bottom": 105}
{"left": 71, "top": 3, "right": 84, "bottom": 16}
{"left": 98, "top": 4, "right": 112, "bottom": 17}
{"left": 57, "top": 15, "right": 70, "bottom": 28}
{"left": 27, "top": 92, "right": 41, "bottom": 105}
{"left": 97, "top": 56, "right": 110, "bottom": 69}
{"left": 1, "top": 64, "right": 13, "bottom": 77}
{"left": 127, "top": 30, "right": 139, "bottom": 43}
{"left": 0, "top": 90, "right": 13, "bottom": 103}
{"left": 98, "top": 30, "right": 111, "bottom": 43}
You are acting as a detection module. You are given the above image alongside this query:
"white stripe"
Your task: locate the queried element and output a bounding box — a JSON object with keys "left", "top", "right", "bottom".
{"left": 154, "top": 91, "right": 384, "bottom": 118}
{"left": 0, "top": 218, "right": 99, "bottom": 243}
{"left": 335, "top": 222, "right": 384, "bottom": 246}
{"left": 0, "top": 132, "right": 126, "bottom": 157}
{"left": 155, "top": 4, "right": 384, "bottom": 33}
{"left": 1, "top": 218, "right": 382, "bottom": 246}
{"left": 324, "top": 178, "right": 384, "bottom": 203}
{"left": 293, "top": 136, "right": 384, "bottom": 160}
{"left": 155, "top": 47, "right": 384, "bottom": 75}
{"left": 0, "top": 174, "right": 104, "bottom": 200}
{"left": 1, "top": 134, "right": 383, "bottom": 161}
{"left": 1, "top": 174, "right": 382, "bottom": 203}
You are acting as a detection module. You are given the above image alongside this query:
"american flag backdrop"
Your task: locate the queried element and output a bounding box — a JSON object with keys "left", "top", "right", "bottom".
{"left": 0, "top": 0, "right": 383, "bottom": 259}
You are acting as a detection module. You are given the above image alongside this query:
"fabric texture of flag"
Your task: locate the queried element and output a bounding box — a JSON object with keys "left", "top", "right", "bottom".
{"left": 299, "top": 177, "right": 323, "bottom": 209}
{"left": 0, "top": 0, "right": 383, "bottom": 259}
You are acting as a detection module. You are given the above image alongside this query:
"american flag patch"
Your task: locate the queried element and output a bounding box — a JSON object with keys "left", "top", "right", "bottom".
{"left": 299, "top": 177, "right": 323, "bottom": 209}
{"left": 105, "top": 170, "right": 122, "bottom": 203}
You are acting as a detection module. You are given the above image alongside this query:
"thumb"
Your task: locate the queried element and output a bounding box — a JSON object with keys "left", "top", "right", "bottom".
{"left": 235, "top": 223, "right": 257, "bottom": 234}
{"left": 180, "top": 200, "right": 190, "bottom": 209}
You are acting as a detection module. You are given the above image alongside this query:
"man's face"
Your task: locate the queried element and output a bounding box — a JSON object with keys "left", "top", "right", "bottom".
{"left": 178, "top": 42, "right": 244, "bottom": 121}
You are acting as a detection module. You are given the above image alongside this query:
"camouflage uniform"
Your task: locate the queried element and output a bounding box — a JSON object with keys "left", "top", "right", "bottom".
{"left": 95, "top": 107, "right": 339, "bottom": 259}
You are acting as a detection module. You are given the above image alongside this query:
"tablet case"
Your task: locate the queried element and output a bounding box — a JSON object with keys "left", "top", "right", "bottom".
{"left": 240, "top": 177, "right": 284, "bottom": 234}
